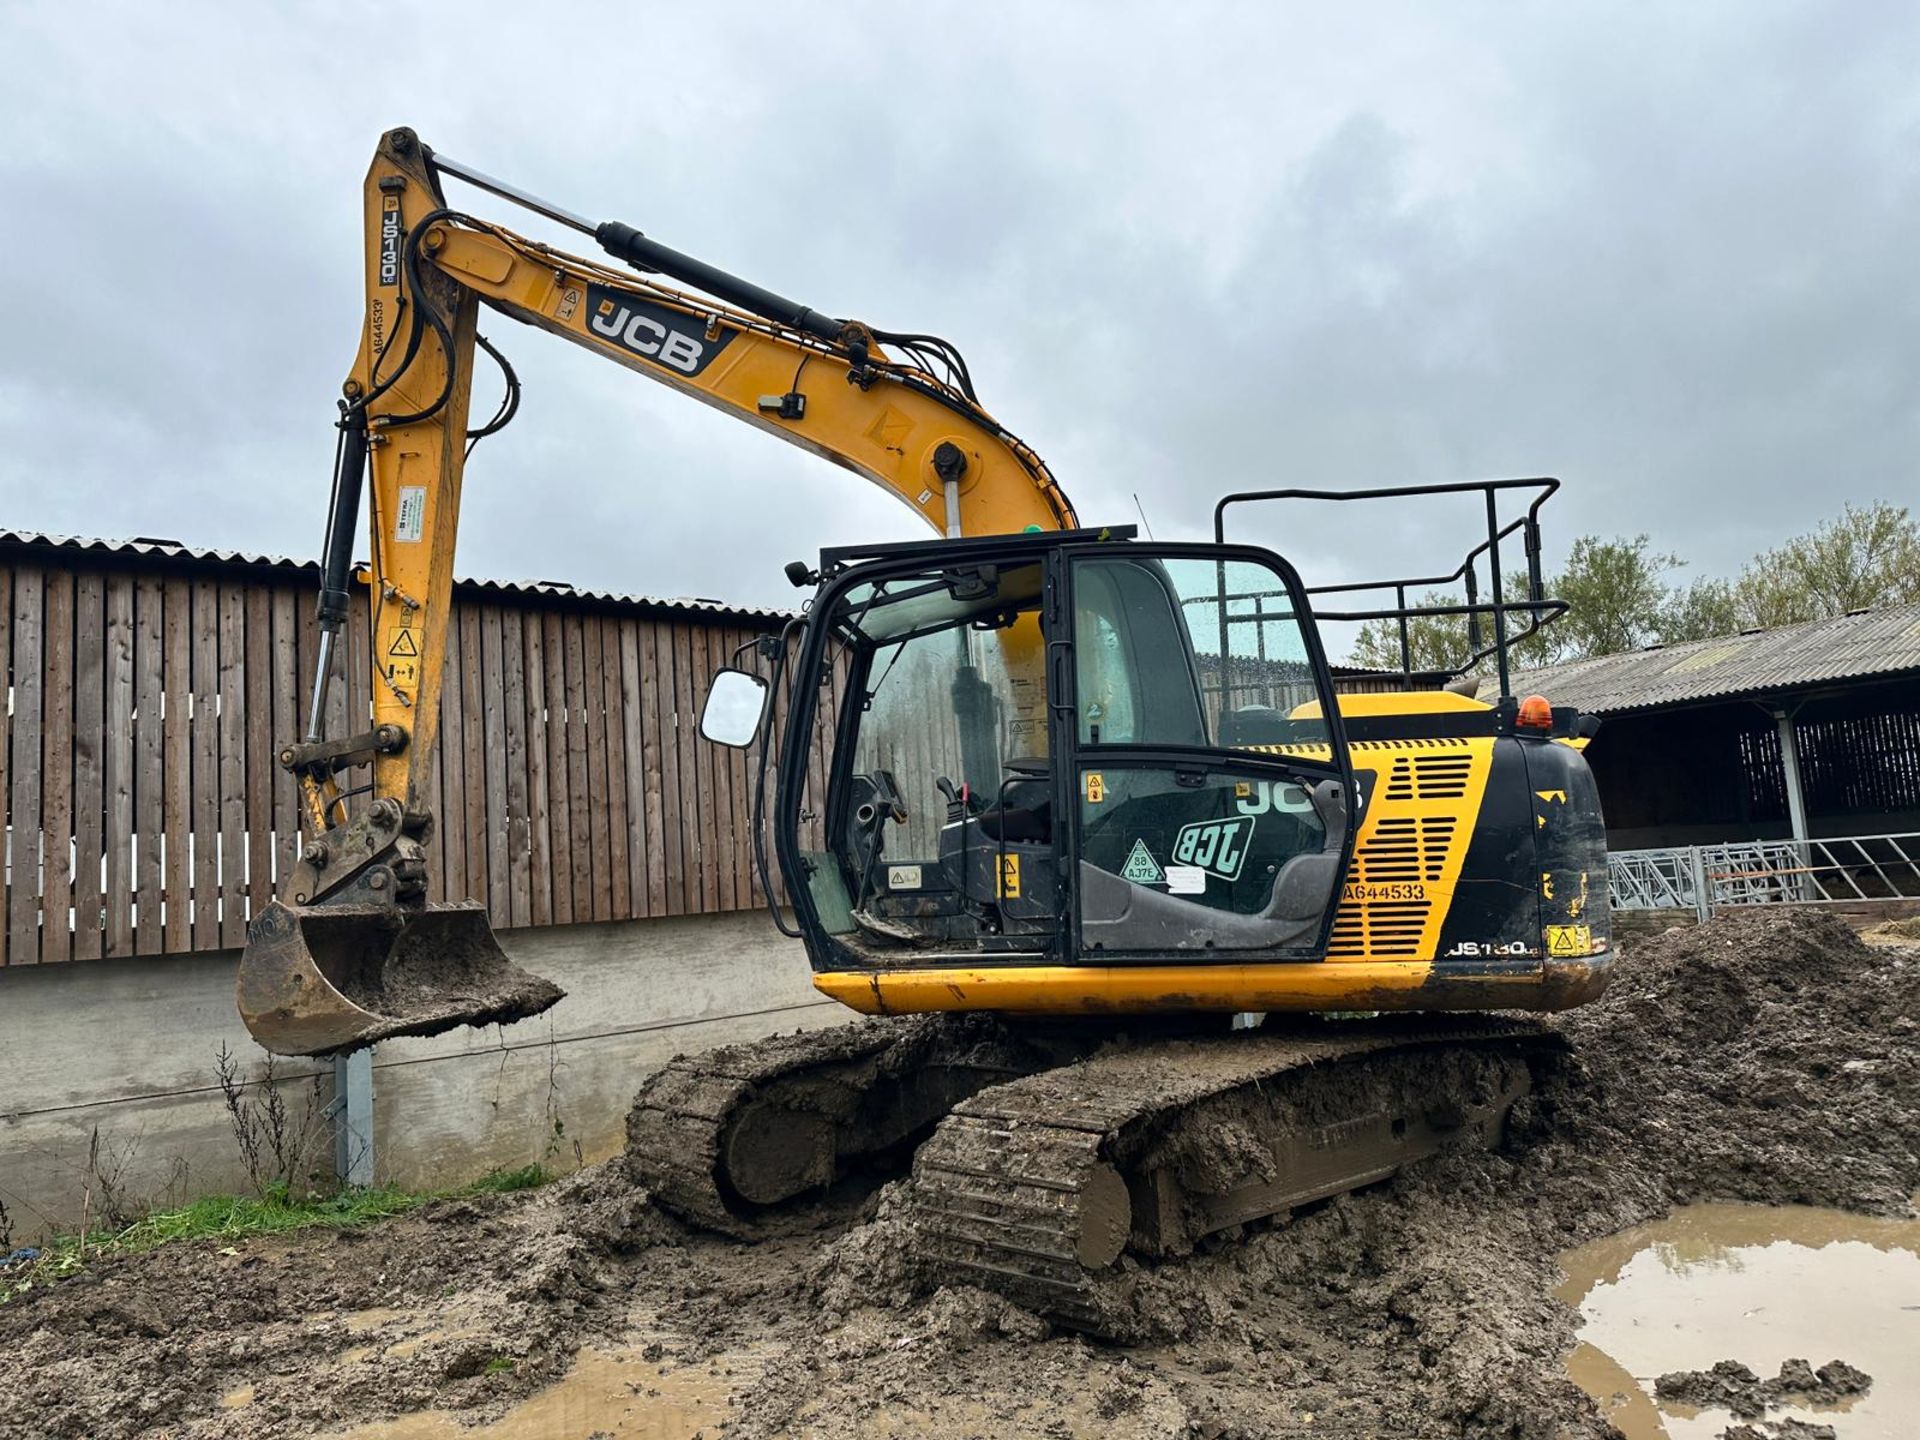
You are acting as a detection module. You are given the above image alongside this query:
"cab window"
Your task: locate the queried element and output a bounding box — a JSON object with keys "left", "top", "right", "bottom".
{"left": 1071, "top": 555, "right": 1330, "bottom": 753}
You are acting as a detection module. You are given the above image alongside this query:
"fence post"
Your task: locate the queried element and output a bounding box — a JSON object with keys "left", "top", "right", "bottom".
{"left": 1689, "top": 846, "right": 1712, "bottom": 924}
{"left": 332, "top": 1049, "right": 375, "bottom": 1188}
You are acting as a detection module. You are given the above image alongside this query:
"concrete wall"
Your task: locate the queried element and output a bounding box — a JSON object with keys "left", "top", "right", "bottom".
{"left": 0, "top": 912, "right": 843, "bottom": 1243}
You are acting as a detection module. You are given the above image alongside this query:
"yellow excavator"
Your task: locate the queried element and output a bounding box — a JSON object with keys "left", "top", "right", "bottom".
{"left": 239, "top": 128, "right": 1613, "bottom": 1329}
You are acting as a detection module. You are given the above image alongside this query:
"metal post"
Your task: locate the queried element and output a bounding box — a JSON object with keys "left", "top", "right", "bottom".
{"left": 1774, "top": 709, "right": 1810, "bottom": 845}
{"left": 1689, "top": 845, "right": 1712, "bottom": 924}
{"left": 1395, "top": 583, "right": 1411, "bottom": 676}
{"left": 333, "top": 1048, "right": 375, "bottom": 1187}
{"left": 1774, "top": 708, "right": 1812, "bottom": 899}
{"left": 1484, "top": 489, "right": 1510, "bottom": 698}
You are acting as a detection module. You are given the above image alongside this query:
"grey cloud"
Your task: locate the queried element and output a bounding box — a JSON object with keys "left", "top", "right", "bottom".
{"left": 2, "top": 3, "right": 1915, "bottom": 613}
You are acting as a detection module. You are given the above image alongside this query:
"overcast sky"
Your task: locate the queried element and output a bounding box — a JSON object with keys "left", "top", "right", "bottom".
{"left": 3, "top": 3, "right": 1915, "bottom": 614}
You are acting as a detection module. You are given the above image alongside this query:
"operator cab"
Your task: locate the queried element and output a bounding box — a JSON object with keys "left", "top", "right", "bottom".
{"left": 729, "top": 528, "right": 1357, "bottom": 973}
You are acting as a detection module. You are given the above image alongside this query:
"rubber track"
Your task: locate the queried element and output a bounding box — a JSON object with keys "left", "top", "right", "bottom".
{"left": 625, "top": 1019, "right": 912, "bottom": 1235}
{"left": 908, "top": 1017, "right": 1555, "bottom": 1330}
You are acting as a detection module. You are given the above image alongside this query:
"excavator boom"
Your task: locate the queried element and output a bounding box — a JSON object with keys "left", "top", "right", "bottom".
{"left": 240, "top": 128, "right": 1073, "bottom": 1055}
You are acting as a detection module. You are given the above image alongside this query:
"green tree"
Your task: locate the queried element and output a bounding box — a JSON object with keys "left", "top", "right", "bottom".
{"left": 1347, "top": 595, "right": 1481, "bottom": 674}
{"left": 1731, "top": 501, "right": 1920, "bottom": 627}
{"left": 1658, "top": 576, "right": 1742, "bottom": 643}
{"left": 1348, "top": 536, "right": 1679, "bottom": 673}
{"left": 1549, "top": 535, "right": 1681, "bottom": 658}
{"left": 1348, "top": 570, "right": 1555, "bottom": 675}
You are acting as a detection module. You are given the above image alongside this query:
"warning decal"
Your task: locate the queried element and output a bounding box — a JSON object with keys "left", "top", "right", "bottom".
{"left": 1545, "top": 923, "right": 1594, "bottom": 958}
{"left": 384, "top": 625, "right": 421, "bottom": 690}
{"left": 997, "top": 853, "right": 1022, "bottom": 900}
{"left": 1119, "top": 839, "right": 1164, "bottom": 886}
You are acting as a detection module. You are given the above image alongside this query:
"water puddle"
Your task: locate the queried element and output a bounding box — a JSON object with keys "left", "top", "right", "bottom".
{"left": 328, "top": 1345, "right": 741, "bottom": 1439}
{"left": 1557, "top": 1203, "right": 1920, "bottom": 1439}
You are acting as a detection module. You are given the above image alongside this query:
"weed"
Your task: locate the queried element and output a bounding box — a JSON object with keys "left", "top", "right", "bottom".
{"left": 483, "top": 1355, "right": 515, "bottom": 1375}
{"left": 81, "top": 1126, "right": 142, "bottom": 1234}
{"left": 541, "top": 1027, "right": 584, "bottom": 1171}
{"left": 463, "top": 1164, "right": 547, "bottom": 1195}
{"left": 215, "top": 1044, "right": 330, "bottom": 1198}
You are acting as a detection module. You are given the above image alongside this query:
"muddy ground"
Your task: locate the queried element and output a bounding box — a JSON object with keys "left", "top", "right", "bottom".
{"left": 3, "top": 907, "right": 1916, "bottom": 1439}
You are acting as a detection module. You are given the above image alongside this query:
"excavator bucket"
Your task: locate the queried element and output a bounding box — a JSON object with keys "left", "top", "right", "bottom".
{"left": 237, "top": 899, "right": 566, "bottom": 1057}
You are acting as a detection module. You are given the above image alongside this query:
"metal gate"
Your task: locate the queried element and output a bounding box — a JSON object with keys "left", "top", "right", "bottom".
{"left": 1609, "top": 833, "right": 1920, "bottom": 920}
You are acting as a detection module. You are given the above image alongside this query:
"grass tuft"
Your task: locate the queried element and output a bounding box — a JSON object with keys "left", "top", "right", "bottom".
{"left": 460, "top": 1163, "right": 548, "bottom": 1195}
{"left": 0, "top": 1164, "right": 554, "bottom": 1306}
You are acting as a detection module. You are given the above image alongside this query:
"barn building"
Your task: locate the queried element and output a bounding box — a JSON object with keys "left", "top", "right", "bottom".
{"left": 1511, "top": 601, "right": 1920, "bottom": 852}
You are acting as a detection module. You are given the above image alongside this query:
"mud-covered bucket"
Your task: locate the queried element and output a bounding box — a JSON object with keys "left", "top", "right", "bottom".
{"left": 237, "top": 899, "right": 566, "bottom": 1056}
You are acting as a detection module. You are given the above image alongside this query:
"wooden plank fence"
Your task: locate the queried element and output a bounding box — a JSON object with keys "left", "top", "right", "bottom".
{"left": 0, "top": 542, "right": 806, "bottom": 966}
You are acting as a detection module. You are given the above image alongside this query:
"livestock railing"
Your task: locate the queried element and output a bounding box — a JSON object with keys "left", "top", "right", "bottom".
{"left": 1608, "top": 832, "right": 1920, "bottom": 920}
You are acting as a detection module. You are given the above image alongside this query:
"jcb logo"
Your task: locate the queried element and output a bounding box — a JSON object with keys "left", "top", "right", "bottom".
{"left": 586, "top": 283, "right": 736, "bottom": 376}
{"left": 1173, "top": 816, "right": 1253, "bottom": 881}
{"left": 378, "top": 196, "right": 402, "bottom": 288}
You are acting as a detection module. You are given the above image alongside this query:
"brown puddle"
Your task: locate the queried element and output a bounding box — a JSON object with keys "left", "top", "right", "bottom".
{"left": 1556, "top": 1203, "right": 1920, "bottom": 1439}
{"left": 327, "top": 1345, "right": 740, "bottom": 1439}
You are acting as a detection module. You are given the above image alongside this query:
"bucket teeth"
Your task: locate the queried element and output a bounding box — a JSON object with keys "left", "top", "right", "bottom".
{"left": 236, "top": 899, "right": 564, "bottom": 1056}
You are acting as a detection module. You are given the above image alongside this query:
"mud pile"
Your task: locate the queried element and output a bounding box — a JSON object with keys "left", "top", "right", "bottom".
{"left": 1654, "top": 1356, "right": 1872, "bottom": 1419}
{"left": 1555, "top": 907, "right": 1920, "bottom": 1216}
{"left": 736, "top": 908, "right": 1920, "bottom": 1438}
{"left": 1, "top": 908, "right": 1914, "bottom": 1439}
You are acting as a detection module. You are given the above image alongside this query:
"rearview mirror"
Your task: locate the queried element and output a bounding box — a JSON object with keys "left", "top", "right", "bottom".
{"left": 700, "top": 668, "right": 768, "bottom": 748}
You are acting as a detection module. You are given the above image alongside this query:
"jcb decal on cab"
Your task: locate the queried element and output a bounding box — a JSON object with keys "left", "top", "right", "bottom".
{"left": 1172, "top": 816, "right": 1253, "bottom": 881}
{"left": 1237, "top": 770, "right": 1375, "bottom": 820}
{"left": 586, "top": 283, "right": 736, "bottom": 376}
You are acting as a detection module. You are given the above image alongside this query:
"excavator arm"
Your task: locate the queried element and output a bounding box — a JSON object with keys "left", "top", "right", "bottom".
{"left": 238, "top": 127, "right": 1075, "bottom": 1056}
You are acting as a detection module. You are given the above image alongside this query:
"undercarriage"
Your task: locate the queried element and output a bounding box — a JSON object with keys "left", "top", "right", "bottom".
{"left": 624, "top": 1013, "right": 1563, "bottom": 1331}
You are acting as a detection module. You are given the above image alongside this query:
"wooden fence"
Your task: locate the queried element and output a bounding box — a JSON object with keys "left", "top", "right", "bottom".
{"left": 0, "top": 538, "right": 824, "bottom": 966}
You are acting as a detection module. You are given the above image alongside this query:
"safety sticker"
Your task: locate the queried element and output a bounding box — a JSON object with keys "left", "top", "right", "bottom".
{"left": 1085, "top": 772, "right": 1106, "bottom": 804}
{"left": 384, "top": 625, "right": 420, "bottom": 689}
{"left": 394, "top": 485, "right": 427, "bottom": 543}
{"left": 997, "top": 853, "right": 1021, "bottom": 899}
{"left": 1165, "top": 865, "right": 1206, "bottom": 895}
{"left": 1545, "top": 923, "right": 1594, "bottom": 958}
{"left": 1119, "top": 839, "right": 1163, "bottom": 885}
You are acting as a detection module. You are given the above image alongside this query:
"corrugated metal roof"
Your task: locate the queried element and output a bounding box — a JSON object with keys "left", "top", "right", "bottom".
{"left": 0, "top": 529, "right": 796, "bottom": 625}
{"left": 1510, "top": 601, "right": 1920, "bottom": 714}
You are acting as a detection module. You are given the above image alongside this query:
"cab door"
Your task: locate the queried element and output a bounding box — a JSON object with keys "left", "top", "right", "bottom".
{"left": 1055, "top": 545, "right": 1357, "bottom": 960}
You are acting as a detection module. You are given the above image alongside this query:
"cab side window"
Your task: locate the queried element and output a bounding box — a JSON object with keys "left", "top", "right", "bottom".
{"left": 1071, "top": 555, "right": 1327, "bottom": 752}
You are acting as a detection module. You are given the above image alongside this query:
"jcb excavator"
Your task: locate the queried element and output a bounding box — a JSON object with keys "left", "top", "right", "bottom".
{"left": 238, "top": 128, "right": 1612, "bottom": 1330}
